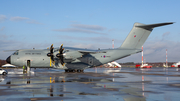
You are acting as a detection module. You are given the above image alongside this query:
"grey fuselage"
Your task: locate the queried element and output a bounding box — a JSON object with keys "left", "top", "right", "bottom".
{"left": 8, "top": 47, "right": 141, "bottom": 70}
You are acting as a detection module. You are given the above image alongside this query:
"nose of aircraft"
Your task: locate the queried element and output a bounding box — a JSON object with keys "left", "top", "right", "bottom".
{"left": 6, "top": 56, "right": 11, "bottom": 64}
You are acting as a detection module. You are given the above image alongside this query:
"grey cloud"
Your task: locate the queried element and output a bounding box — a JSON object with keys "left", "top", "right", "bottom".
{"left": 0, "top": 26, "right": 5, "bottom": 31}
{"left": 143, "top": 41, "right": 168, "bottom": 55}
{"left": 0, "top": 40, "right": 22, "bottom": 60}
{"left": 118, "top": 39, "right": 180, "bottom": 63}
{"left": 26, "top": 20, "right": 44, "bottom": 25}
{"left": 0, "top": 34, "right": 8, "bottom": 39}
{"left": 56, "top": 35, "right": 110, "bottom": 43}
{"left": 53, "top": 28, "right": 107, "bottom": 35}
{"left": 0, "top": 39, "right": 53, "bottom": 60}
{"left": 9, "top": 16, "right": 43, "bottom": 24}
{"left": 10, "top": 16, "right": 29, "bottom": 21}
{"left": 0, "top": 15, "right": 7, "bottom": 22}
{"left": 71, "top": 24, "right": 106, "bottom": 31}
{"left": 143, "top": 49, "right": 155, "bottom": 55}
{"left": 162, "top": 32, "right": 170, "bottom": 37}
{"left": 55, "top": 35, "right": 122, "bottom": 49}
{"left": 72, "top": 44, "right": 95, "bottom": 49}
{"left": 143, "top": 40, "right": 180, "bottom": 62}
{"left": 150, "top": 42, "right": 167, "bottom": 49}
{"left": 108, "top": 28, "right": 116, "bottom": 33}
{"left": 54, "top": 35, "right": 122, "bottom": 50}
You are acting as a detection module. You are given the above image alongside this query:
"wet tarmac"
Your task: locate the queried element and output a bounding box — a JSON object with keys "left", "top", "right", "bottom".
{"left": 0, "top": 67, "right": 180, "bottom": 101}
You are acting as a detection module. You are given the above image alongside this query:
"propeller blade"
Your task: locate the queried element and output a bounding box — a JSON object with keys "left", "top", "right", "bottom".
{"left": 50, "top": 44, "right": 54, "bottom": 53}
{"left": 59, "top": 44, "right": 63, "bottom": 54}
{"left": 47, "top": 44, "right": 54, "bottom": 61}
{"left": 60, "top": 56, "right": 64, "bottom": 65}
{"left": 57, "top": 44, "right": 65, "bottom": 66}
{"left": 51, "top": 55, "right": 54, "bottom": 61}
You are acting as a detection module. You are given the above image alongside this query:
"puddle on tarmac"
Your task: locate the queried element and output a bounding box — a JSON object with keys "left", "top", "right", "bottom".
{"left": 0, "top": 67, "right": 180, "bottom": 101}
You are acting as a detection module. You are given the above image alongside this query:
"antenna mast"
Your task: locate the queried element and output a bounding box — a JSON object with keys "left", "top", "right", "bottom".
{"left": 112, "top": 39, "right": 114, "bottom": 49}
{"left": 142, "top": 46, "right": 143, "bottom": 66}
{"left": 166, "top": 49, "right": 168, "bottom": 67}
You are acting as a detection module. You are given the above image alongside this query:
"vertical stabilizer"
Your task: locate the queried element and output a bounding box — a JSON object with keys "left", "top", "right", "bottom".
{"left": 120, "top": 22, "right": 173, "bottom": 49}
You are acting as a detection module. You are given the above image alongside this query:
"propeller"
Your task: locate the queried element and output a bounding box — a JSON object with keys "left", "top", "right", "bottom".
{"left": 47, "top": 44, "right": 54, "bottom": 61}
{"left": 56, "top": 44, "right": 65, "bottom": 66}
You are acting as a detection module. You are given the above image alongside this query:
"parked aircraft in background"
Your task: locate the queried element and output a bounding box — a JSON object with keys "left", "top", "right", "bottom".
{"left": 107, "top": 61, "right": 121, "bottom": 68}
{"left": 6, "top": 22, "right": 173, "bottom": 72}
{"left": 171, "top": 61, "right": 180, "bottom": 67}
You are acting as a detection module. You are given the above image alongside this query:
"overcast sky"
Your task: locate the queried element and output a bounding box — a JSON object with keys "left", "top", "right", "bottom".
{"left": 0, "top": 0, "right": 180, "bottom": 63}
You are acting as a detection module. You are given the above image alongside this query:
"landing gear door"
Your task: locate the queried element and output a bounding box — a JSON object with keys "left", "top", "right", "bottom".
{"left": 88, "top": 57, "right": 93, "bottom": 66}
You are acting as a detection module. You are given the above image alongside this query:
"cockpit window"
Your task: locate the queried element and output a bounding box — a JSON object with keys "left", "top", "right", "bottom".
{"left": 13, "top": 51, "right": 19, "bottom": 55}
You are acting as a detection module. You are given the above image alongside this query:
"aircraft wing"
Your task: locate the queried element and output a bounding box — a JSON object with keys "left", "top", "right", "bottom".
{"left": 78, "top": 50, "right": 106, "bottom": 55}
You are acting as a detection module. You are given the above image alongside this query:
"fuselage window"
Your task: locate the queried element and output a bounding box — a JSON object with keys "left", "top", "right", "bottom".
{"left": 25, "top": 53, "right": 31, "bottom": 55}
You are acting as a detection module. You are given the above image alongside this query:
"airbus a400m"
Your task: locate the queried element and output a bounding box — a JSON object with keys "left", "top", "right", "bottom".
{"left": 6, "top": 22, "right": 173, "bottom": 72}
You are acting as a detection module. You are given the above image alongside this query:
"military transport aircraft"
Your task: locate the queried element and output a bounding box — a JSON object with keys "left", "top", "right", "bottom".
{"left": 6, "top": 22, "right": 173, "bottom": 72}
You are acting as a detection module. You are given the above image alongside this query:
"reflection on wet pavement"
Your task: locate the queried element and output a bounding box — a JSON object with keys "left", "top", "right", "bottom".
{"left": 0, "top": 67, "right": 180, "bottom": 101}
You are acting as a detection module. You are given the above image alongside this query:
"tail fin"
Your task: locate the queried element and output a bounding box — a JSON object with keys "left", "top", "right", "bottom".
{"left": 120, "top": 22, "right": 173, "bottom": 49}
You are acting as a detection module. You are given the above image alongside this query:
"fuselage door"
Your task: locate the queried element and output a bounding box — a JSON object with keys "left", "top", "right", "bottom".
{"left": 27, "top": 60, "right": 31, "bottom": 67}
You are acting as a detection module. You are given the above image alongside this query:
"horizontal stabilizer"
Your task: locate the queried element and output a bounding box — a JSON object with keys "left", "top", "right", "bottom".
{"left": 136, "top": 22, "right": 174, "bottom": 30}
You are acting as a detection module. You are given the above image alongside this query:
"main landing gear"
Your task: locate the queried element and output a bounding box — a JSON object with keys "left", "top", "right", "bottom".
{"left": 65, "top": 69, "right": 84, "bottom": 73}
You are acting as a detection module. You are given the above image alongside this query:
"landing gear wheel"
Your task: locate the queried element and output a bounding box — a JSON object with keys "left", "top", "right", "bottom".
{"left": 65, "top": 69, "right": 69, "bottom": 73}
{"left": 65, "top": 69, "right": 84, "bottom": 73}
{"left": 65, "top": 69, "right": 73, "bottom": 73}
{"left": 80, "top": 70, "right": 84, "bottom": 72}
{"left": 77, "top": 69, "right": 80, "bottom": 72}
{"left": 77, "top": 69, "right": 84, "bottom": 73}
